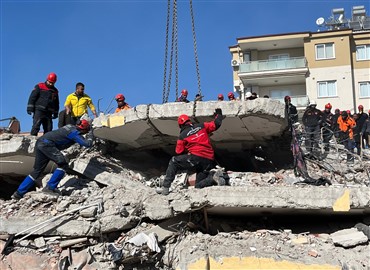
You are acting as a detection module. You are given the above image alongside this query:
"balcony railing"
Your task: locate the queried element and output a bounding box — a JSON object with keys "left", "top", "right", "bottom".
{"left": 271, "top": 95, "right": 309, "bottom": 108}
{"left": 239, "top": 57, "right": 307, "bottom": 73}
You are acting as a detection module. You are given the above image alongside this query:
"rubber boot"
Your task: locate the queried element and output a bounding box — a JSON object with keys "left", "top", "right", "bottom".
{"left": 47, "top": 168, "right": 65, "bottom": 190}
{"left": 17, "top": 175, "right": 36, "bottom": 197}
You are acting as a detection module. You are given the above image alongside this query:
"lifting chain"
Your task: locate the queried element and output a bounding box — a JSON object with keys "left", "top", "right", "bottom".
{"left": 162, "top": 0, "right": 200, "bottom": 102}
{"left": 162, "top": 0, "right": 171, "bottom": 103}
{"left": 190, "top": 0, "right": 202, "bottom": 97}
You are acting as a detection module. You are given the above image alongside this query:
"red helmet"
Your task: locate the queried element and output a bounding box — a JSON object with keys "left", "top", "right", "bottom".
{"left": 181, "top": 89, "right": 188, "bottom": 97}
{"left": 284, "top": 96, "right": 291, "bottom": 102}
{"left": 76, "top": 119, "right": 91, "bottom": 132}
{"left": 358, "top": 105, "right": 364, "bottom": 110}
{"left": 46, "top": 72, "right": 57, "bottom": 83}
{"left": 115, "top": 94, "right": 125, "bottom": 102}
{"left": 178, "top": 114, "right": 190, "bottom": 126}
{"left": 346, "top": 110, "right": 351, "bottom": 114}
{"left": 218, "top": 94, "right": 224, "bottom": 100}
{"left": 227, "top": 92, "right": 235, "bottom": 99}
{"left": 325, "top": 103, "right": 332, "bottom": 109}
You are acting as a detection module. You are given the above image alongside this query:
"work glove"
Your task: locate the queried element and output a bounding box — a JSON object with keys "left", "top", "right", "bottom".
{"left": 27, "top": 110, "right": 33, "bottom": 115}
{"left": 52, "top": 113, "right": 58, "bottom": 119}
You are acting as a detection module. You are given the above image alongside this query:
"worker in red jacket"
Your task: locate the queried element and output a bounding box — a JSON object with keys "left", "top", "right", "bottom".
{"left": 160, "top": 109, "right": 223, "bottom": 195}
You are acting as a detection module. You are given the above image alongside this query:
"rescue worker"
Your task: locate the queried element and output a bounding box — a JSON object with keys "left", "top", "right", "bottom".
{"left": 337, "top": 111, "right": 356, "bottom": 162}
{"left": 357, "top": 105, "right": 368, "bottom": 148}
{"left": 194, "top": 94, "right": 204, "bottom": 102}
{"left": 176, "top": 89, "right": 190, "bottom": 103}
{"left": 11, "top": 120, "right": 94, "bottom": 200}
{"left": 64, "top": 82, "right": 97, "bottom": 125}
{"left": 361, "top": 117, "right": 370, "bottom": 149}
{"left": 115, "top": 94, "right": 131, "bottom": 112}
{"left": 332, "top": 109, "right": 341, "bottom": 138}
{"left": 321, "top": 103, "right": 334, "bottom": 152}
{"left": 27, "top": 72, "right": 59, "bottom": 136}
{"left": 217, "top": 94, "right": 224, "bottom": 101}
{"left": 159, "top": 109, "right": 223, "bottom": 195}
{"left": 352, "top": 114, "right": 362, "bottom": 155}
{"left": 228, "top": 92, "right": 236, "bottom": 101}
{"left": 284, "top": 96, "right": 298, "bottom": 128}
{"left": 302, "top": 100, "right": 323, "bottom": 156}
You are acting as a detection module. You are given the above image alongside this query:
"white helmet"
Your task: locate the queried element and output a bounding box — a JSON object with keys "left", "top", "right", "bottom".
{"left": 309, "top": 100, "right": 317, "bottom": 106}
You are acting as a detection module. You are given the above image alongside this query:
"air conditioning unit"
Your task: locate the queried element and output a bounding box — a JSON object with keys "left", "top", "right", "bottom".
{"left": 231, "top": 59, "right": 240, "bottom": 67}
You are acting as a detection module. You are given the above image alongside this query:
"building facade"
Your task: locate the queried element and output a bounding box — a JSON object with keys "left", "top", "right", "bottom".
{"left": 230, "top": 29, "right": 370, "bottom": 112}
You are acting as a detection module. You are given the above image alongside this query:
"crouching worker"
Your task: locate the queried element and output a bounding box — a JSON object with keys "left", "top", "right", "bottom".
{"left": 11, "top": 120, "right": 94, "bottom": 200}
{"left": 159, "top": 109, "right": 223, "bottom": 195}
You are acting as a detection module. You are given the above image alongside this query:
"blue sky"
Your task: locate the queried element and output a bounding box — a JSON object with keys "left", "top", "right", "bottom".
{"left": 1, "top": 0, "right": 369, "bottom": 132}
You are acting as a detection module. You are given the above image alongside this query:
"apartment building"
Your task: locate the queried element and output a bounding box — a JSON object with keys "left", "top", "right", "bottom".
{"left": 229, "top": 9, "right": 370, "bottom": 112}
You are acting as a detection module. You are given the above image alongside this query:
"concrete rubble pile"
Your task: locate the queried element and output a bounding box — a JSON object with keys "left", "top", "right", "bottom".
{"left": 1, "top": 131, "right": 370, "bottom": 269}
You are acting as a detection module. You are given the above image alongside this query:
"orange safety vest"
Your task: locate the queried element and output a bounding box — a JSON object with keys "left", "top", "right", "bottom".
{"left": 115, "top": 103, "right": 131, "bottom": 113}
{"left": 337, "top": 116, "right": 356, "bottom": 139}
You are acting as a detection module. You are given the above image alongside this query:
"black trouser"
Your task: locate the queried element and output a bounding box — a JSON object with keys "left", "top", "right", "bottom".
{"left": 30, "top": 140, "right": 69, "bottom": 180}
{"left": 322, "top": 129, "right": 333, "bottom": 151}
{"left": 305, "top": 125, "right": 320, "bottom": 153}
{"left": 163, "top": 154, "right": 215, "bottom": 189}
{"left": 31, "top": 110, "right": 53, "bottom": 136}
{"left": 70, "top": 116, "right": 81, "bottom": 125}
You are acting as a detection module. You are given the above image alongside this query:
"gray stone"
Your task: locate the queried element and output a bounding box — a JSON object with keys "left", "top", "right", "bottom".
{"left": 330, "top": 228, "right": 368, "bottom": 247}
{"left": 80, "top": 206, "right": 98, "bottom": 218}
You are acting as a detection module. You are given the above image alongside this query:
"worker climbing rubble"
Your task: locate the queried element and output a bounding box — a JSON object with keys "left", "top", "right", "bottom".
{"left": 11, "top": 119, "right": 94, "bottom": 200}
{"left": 115, "top": 94, "right": 131, "bottom": 112}
{"left": 158, "top": 108, "right": 224, "bottom": 195}
{"left": 27, "top": 72, "right": 60, "bottom": 136}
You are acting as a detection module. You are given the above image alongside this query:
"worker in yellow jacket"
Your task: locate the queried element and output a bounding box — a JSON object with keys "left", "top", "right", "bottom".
{"left": 64, "top": 82, "right": 97, "bottom": 124}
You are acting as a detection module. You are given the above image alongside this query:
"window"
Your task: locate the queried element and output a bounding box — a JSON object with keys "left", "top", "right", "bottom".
{"left": 243, "top": 52, "right": 251, "bottom": 63}
{"left": 317, "top": 81, "right": 337, "bottom": 97}
{"left": 269, "top": 54, "right": 289, "bottom": 60}
{"left": 356, "top": 45, "right": 370, "bottom": 60}
{"left": 315, "top": 43, "right": 335, "bottom": 60}
{"left": 359, "top": 82, "right": 370, "bottom": 97}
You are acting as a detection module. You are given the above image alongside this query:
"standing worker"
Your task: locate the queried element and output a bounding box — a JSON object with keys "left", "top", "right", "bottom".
{"left": 27, "top": 72, "right": 59, "bottom": 136}
{"left": 11, "top": 120, "right": 94, "bottom": 200}
{"left": 302, "top": 100, "right": 323, "bottom": 156}
{"left": 176, "top": 89, "right": 190, "bottom": 103}
{"left": 357, "top": 105, "right": 368, "bottom": 148}
{"left": 217, "top": 94, "right": 224, "bottom": 101}
{"left": 159, "top": 108, "right": 223, "bottom": 195}
{"left": 284, "top": 96, "right": 298, "bottom": 128}
{"left": 115, "top": 94, "right": 131, "bottom": 112}
{"left": 227, "top": 92, "right": 237, "bottom": 101}
{"left": 337, "top": 111, "right": 356, "bottom": 163}
{"left": 321, "top": 103, "right": 334, "bottom": 153}
{"left": 64, "top": 82, "right": 97, "bottom": 125}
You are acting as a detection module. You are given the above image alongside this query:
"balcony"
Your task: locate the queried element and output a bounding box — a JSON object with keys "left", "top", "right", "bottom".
{"left": 271, "top": 95, "right": 310, "bottom": 109}
{"left": 237, "top": 57, "right": 308, "bottom": 86}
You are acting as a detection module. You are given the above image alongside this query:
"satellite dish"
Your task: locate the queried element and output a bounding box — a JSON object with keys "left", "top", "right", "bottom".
{"left": 316, "top": 17, "right": 325, "bottom": 26}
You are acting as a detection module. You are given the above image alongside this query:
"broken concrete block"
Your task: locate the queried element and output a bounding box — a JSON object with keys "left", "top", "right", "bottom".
{"left": 330, "top": 228, "right": 368, "bottom": 247}
{"left": 308, "top": 249, "right": 318, "bottom": 257}
{"left": 34, "top": 236, "right": 46, "bottom": 248}
{"left": 80, "top": 206, "right": 98, "bottom": 218}
{"left": 56, "top": 200, "right": 70, "bottom": 212}
{"left": 291, "top": 236, "right": 308, "bottom": 245}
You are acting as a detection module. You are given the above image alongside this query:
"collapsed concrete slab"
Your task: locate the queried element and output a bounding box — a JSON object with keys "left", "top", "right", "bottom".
{"left": 93, "top": 99, "right": 287, "bottom": 154}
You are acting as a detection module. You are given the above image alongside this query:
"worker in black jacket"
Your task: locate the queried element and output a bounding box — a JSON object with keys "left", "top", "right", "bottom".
{"left": 284, "top": 96, "right": 298, "bottom": 128}
{"left": 321, "top": 103, "right": 334, "bottom": 152}
{"left": 11, "top": 120, "right": 94, "bottom": 200}
{"left": 27, "top": 72, "right": 60, "bottom": 136}
{"left": 302, "top": 100, "right": 323, "bottom": 155}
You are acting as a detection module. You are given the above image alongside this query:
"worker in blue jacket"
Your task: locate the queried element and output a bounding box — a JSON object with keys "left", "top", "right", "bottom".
{"left": 11, "top": 120, "right": 94, "bottom": 200}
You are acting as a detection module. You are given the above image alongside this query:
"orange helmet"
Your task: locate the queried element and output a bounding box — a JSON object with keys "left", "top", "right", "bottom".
{"left": 46, "top": 72, "right": 57, "bottom": 83}
{"left": 181, "top": 89, "right": 188, "bottom": 97}
{"left": 227, "top": 92, "right": 235, "bottom": 99}
{"left": 218, "top": 94, "right": 224, "bottom": 100}
{"left": 325, "top": 103, "right": 332, "bottom": 109}
{"left": 178, "top": 114, "right": 190, "bottom": 126}
{"left": 115, "top": 94, "right": 125, "bottom": 102}
{"left": 76, "top": 120, "right": 91, "bottom": 132}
